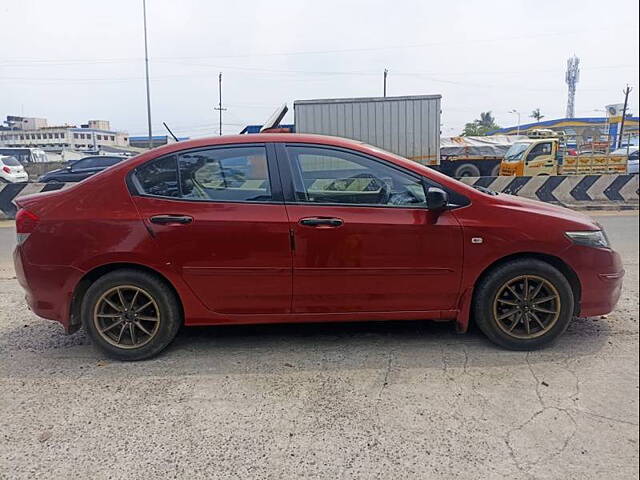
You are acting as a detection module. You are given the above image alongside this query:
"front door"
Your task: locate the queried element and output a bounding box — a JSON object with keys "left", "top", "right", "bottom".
{"left": 131, "top": 144, "right": 292, "bottom": 315}
{"left": 278, "top": 144, "right": 464, "bottom": 314}
{"left": 524, "top": 141, "right": 557, "bottom": 176}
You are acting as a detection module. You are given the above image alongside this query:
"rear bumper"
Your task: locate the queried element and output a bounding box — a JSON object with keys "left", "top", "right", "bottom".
{"left": 14, "top": 246, "right": 83, "bottom": 332}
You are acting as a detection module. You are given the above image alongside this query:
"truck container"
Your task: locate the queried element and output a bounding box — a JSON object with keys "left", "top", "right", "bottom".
{"left": 294, "top": 95, "right": 441, "bottom": 167}
{"left": 439, "top": 135, "right": 526, "bottom": 177}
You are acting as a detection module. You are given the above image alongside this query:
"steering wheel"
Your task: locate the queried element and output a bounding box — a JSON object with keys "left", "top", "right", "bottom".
{"left": 326, "top": 173, "right": 390, "bottom": 204}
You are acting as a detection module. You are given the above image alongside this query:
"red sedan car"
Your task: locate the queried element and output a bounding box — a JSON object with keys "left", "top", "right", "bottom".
{"left": 13, "top": 134, "right": 624, "bottom": 360}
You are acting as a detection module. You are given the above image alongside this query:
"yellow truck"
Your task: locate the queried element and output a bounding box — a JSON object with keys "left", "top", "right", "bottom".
{"left": 499, "top": 130, "right": 627, "bottom": 176}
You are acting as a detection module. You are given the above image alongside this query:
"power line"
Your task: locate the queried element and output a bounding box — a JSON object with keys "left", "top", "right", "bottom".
{"left": 1, "top": 25, "right": 636, "bottom": 66}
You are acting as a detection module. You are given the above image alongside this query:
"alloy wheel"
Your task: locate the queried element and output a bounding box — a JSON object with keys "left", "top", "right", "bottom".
{"left": 492, "top": 275, "right": 561, "bottom": 339}
{"left": 93, "top": 285, "right": 161, "bottom": 349}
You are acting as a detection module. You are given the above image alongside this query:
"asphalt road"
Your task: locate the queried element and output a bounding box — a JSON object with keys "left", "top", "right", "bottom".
{"left": 0, "top": 213, "right": 638, "bottom": 479}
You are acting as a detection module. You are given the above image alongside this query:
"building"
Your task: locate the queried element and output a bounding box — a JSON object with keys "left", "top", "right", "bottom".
{"left": 4, "top": 115, "right": 48, "bottom": 131}
{"left": 128, "top": 135, "right": 189, "bottom": 148}
{"left": 489, "top": 116, "right": 639, "bottom": 149}
{"left": 0, "top": 115, "right": 129, "bottom": 151}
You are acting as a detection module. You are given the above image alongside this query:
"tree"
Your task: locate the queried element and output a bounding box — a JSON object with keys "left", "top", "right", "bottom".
{"left": 461, "top": 111, "right": 500, "bottom": 136}
{"left": 530, "top": 108, "right": 545, "bottom": 122}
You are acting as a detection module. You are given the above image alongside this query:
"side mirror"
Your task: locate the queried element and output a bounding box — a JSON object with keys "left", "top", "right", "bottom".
{"left": 426, "top": 187, "right": 448, "bottom": 212}
{"left": 66, "top": 166, "right": 73, "bottom": 171}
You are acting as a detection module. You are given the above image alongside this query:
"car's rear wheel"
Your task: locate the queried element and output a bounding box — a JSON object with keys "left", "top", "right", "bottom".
{"left": 81, "top": 269, "right": 181, "bottom": 360}
{"left": 473, "top": 259, "right": 574, "bottom": 350}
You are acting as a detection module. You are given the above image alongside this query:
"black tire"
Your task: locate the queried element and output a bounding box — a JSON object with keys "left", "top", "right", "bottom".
{"left": 454, "top": 163, "right": 481, "bottom": 178}
{"left": 473, "top": 259, "right": 574, "bottom": 350}
{"left": 81, "top": 269, "right": 182, "bottom": 361}
{"left": 490, "top": 164, "right": 501, "bottom": 177}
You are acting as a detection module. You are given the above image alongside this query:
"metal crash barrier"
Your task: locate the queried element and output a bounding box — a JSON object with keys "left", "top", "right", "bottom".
{"left": 1, "top": 175, "right": 638, "bottom": 219}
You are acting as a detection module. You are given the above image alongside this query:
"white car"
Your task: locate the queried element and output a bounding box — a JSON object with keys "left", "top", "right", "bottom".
{"left": 611, "top": 146, "right": 639, "bottom": 174}
{"left": 0, "top": 155, "right": 29, "bottom": 183}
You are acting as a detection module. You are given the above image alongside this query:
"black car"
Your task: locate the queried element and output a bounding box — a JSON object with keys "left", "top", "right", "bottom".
{"left": 39, "top": 156, "right": 125, "bottom": 183}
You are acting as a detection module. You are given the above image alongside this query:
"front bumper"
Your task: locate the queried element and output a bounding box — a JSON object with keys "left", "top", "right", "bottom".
{"left": 571, "top": 247, "right": 625, "bottom": 317}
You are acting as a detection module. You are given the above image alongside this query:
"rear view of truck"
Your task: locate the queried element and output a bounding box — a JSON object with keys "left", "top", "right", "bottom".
{"left": 294, "top": 95, "right": 441, "bottom": 168}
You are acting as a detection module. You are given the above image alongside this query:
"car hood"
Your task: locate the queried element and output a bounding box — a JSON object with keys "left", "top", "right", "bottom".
{"left": 493, "top": 193, "right": 598, "bottom": 230}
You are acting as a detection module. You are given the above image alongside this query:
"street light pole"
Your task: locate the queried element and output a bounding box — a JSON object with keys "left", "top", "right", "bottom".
{"left": 142, "top": 0, "right": 153, "bottom": 149}
{"left": 509, "top": 109, "right": 521, "bottom": 135}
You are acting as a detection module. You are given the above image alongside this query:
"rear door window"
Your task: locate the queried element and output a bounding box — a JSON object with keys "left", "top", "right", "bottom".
{"left": 132, "top": 146, "right": 274, "bottom": 203}
{"left": 177, "top": 146, "right": 272, "bottom": 202}
{"left": 134, "top": 155, "right": 180, "bottom": 198}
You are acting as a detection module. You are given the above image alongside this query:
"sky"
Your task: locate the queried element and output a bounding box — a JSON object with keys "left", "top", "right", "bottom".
{"left": 1, "top": 0, "right": 638, "bottom": 138}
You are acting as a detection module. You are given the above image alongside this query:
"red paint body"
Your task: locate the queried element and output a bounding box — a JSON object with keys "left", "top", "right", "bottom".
{"left": 13, "top": 134, "right": 624, "bottom": 334}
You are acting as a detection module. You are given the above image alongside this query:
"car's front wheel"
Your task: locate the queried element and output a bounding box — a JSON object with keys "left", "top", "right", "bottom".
{"left": 81, "top": 269, "right": 182, "bottom": 360}
{"left": 473, "top": 259, "right": 574, "bottom": 350}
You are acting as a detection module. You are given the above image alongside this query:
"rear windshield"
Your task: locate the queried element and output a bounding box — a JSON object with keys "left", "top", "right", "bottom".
{"left": 0, "top": 156, "right": 20, "bottom": 166}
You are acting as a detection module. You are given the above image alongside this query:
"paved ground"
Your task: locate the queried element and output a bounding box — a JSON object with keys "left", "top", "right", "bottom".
{"left": 0, "top": 213, "right": 638, "bottom": 480}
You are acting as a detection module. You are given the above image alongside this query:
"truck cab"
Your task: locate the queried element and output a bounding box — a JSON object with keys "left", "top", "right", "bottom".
{"left": 500, "top": 137, "right": 560, "bottom": 176}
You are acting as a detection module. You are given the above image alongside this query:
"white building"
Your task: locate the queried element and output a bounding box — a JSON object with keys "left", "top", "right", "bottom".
{"left": 0, "top": 116, "right": 129, "bottom": 150}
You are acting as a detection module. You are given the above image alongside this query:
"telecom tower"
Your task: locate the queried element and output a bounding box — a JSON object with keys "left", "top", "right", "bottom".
{"left": 565, "top": 55, "right": 580, "bottom": 118}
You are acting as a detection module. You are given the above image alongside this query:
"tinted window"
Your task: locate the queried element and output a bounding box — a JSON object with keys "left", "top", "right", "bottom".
{"left": 1, "top": 156, "right": 20, "bottom": 166}
{"left": 286, "top": 146, "right": 426, "bottom": 207}
{"left": 177, "top": 146, "right": 272, "bottom": 202}
{"left": 94, "top": 157, "right": 122, "bottom": 168}
{"left": 72, "top": 157, "right": 101, "bottom": 169}
{"left": 134, "top": 155, "right": 180, "bottom": 198}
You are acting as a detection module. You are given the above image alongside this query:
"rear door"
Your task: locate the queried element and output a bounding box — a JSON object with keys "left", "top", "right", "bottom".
{"left": 277, "top": 144, "right": 464, "bottom": 314}
{"left": 130, "top": 143, "right": 292, "bottom": 315}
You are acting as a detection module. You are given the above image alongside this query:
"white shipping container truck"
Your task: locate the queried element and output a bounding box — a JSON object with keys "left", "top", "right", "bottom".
{"left": 294, "top": 95, "right": 441, "bottom": 167}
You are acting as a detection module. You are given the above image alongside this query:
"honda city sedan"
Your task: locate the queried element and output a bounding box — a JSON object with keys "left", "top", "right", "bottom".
{"left": 13, "top": 134, "right": 624, "bottom": 360}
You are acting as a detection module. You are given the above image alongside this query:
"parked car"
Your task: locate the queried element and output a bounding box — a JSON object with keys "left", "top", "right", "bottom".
{"left": 611, "top": 146, "right": 639, "bottom": 174}
{"left": 13, "top": 134, "right": 624, "bottom": 360}
{"left": 0, "top": 155, "right": 29, "bottom": 183}
{"left": 38, "top": 155, "right": 125, "bottom": 183}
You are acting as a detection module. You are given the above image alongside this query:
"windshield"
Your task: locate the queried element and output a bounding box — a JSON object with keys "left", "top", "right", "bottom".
{"left": 504, "top": 143, "right": 530, "bottom": 162}
{"left": 1, "top": 156, "right": 20, "bottom": 166}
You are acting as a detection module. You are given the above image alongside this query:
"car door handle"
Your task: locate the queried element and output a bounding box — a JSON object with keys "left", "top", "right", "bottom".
{"left": 150, "top": 215, "right": 193, "bottom": 225}
{"left": 299, "top": 217, "right": 344, "bottom": 227}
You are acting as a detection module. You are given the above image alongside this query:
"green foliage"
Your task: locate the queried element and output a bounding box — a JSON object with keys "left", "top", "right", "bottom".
{"left": 461, "top": 111, "right": 500, "bottom": 136}
{"left": 530, "top": 108, "right": 545, "bottom": 122}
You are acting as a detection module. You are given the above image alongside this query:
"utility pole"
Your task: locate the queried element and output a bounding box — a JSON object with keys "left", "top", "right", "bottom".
{"left": 214, "top": 72, "right": 227, "bottom": 136}
{"left": 618, "top": 85, "right": 632, "bottom": 148}
{"left": 383, "top": 69, "right": 388, "bottom": 97}
{"left": 142, "top": 0, "right": 153, "bottom": 149}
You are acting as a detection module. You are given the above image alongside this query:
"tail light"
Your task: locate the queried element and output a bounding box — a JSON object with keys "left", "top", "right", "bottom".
{"left": 15, "top": 209, "right": 39, "bottom": 245}
{"left": 2, "top": 166, "right": 10, "bottom": 174}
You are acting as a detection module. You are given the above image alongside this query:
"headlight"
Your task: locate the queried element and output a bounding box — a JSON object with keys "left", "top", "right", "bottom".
{"left": 565, "top": 230, "right": 610, "bottom": 249}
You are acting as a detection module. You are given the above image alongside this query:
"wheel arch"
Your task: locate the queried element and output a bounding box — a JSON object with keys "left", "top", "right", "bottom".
{"left": 69, "top": 262, "right": 184, "bottom": 332}
{"left": 472, "top": 252, "right": 582, "bottom": 317}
